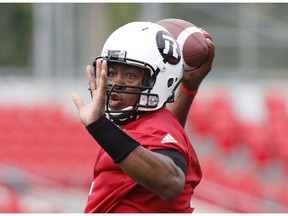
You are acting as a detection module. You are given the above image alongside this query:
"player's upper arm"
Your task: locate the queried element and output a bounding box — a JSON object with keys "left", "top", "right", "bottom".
{"left": 153, "top": 149, "right": 188, "bottom": 176}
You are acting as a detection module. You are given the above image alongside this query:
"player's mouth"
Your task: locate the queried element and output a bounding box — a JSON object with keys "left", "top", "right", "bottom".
{"left": 109, "top": 93, "right": 125, "bottom": 110}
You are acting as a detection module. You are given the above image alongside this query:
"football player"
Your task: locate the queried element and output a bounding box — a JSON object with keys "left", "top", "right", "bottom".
{"left": 72, "top": 21, "right": 214, "bottom": 213}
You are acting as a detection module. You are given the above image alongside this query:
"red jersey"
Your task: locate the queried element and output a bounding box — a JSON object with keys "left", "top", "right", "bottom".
{"left": 84, "top": 108, "right": 202, "bottom": 213}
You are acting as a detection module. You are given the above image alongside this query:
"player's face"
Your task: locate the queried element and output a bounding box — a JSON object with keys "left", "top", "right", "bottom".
{"left": 107, "top": 63, "right": 149, "bottom": 111}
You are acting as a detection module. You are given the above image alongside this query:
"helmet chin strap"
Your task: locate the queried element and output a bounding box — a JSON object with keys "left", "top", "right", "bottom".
{"left": 107, "top": 106, "right": 140, "bottom": 126}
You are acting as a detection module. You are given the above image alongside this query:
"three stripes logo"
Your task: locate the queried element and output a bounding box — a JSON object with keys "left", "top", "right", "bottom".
{"left": 161, "top": 133, "right": 178, "bottom": 144}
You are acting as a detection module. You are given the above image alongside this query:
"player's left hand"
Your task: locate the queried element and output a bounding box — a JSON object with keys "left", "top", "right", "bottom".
{"left": 72, "top": 59, "right": 108, "bottom": 126}
{"left": 181, "top": 29, "right": 215, "bottom": 91}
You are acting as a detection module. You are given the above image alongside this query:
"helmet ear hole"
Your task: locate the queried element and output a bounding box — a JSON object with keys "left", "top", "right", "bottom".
{"left": 167, "top": 78, "right": 175, "bottom": 88}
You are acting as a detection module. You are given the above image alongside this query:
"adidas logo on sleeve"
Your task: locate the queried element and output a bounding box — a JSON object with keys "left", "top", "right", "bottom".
{"left": 161, "top": 133, "right": 178, "bottom": 144}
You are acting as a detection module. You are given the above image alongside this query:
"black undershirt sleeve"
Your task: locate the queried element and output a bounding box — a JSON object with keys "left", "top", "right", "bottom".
{"left": 152, "top": 149, "right": 188, "bottom": 176}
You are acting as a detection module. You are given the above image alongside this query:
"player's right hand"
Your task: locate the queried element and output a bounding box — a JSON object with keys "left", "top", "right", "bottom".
{"left": 181, "top": 29, "right": 215, "bottom": 91}
{"left": 71, "top": 60, "right": 108, "bottom": 126}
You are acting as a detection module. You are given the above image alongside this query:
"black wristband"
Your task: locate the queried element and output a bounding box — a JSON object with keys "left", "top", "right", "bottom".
{"left": 86, "top": 115, "right": 140, "bottom": 163}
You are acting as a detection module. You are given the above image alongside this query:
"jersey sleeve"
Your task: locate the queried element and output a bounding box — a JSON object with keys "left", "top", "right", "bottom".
{"left": 123, "top": 109, "right": 192, "bottom": 162}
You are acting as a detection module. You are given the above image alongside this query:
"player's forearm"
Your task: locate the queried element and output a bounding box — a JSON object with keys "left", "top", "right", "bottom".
{"left": 119, "top": 146, "right": 185, "bottom": 200}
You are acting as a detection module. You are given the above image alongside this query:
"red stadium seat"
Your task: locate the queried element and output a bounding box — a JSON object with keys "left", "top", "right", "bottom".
{"left": 0, "top": 105, "right": 97, "bottom": 188}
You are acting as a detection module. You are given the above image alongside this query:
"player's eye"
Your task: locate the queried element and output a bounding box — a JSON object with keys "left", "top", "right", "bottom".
{"left": 126, "top": 72, "right": 136, "bottom": 79}
{"left": 107, "top": 70, "right": 117, "bottom": 78}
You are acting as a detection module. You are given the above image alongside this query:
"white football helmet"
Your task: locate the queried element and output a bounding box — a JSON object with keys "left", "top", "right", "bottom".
{"left": 93, "top": 21, "right": 184, "bottom": 125}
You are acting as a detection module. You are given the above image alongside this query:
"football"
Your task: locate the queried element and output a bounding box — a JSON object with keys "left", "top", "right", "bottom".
{"left": 157, "top": 18, "right": 208, "bottom": 70}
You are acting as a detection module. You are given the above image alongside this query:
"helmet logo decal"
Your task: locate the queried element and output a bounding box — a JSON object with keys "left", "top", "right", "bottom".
{"left": 156, "top": 31, "right": 181, "bottom": 65}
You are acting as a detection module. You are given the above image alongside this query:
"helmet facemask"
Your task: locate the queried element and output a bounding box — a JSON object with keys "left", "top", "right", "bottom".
{"left": 92, "top": 56, "right": 160, "bottom": 125}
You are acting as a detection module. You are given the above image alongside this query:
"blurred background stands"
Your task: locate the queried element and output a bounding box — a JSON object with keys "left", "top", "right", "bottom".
{"left": 0, "top": 3, "right": 288, "bottom": 213}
